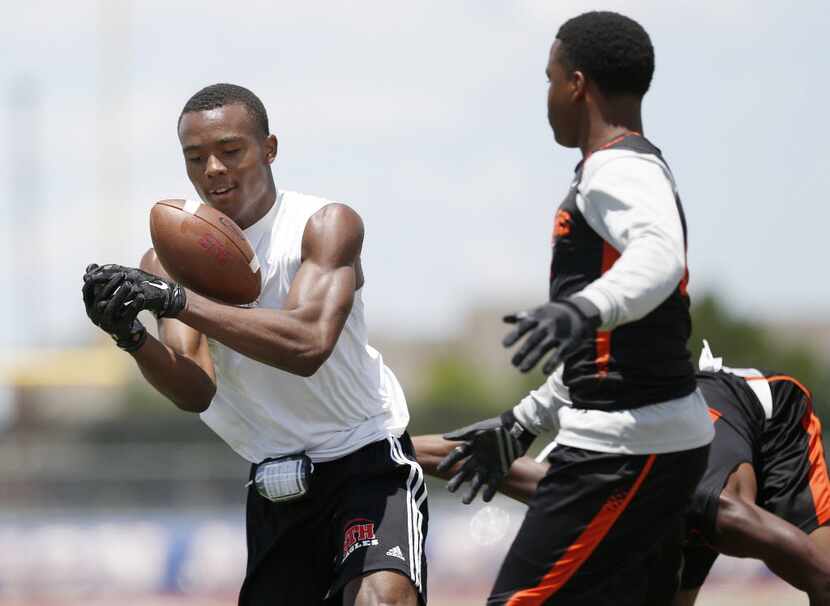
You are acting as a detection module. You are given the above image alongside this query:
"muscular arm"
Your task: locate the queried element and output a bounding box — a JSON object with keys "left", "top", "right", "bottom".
{"left": 676, "top": 462, "right": 830, "bottom": 605}
{"left": 412, "top": 434, "right": 548, "bottom": 504}
{"left": 176, "top": 203, "right": 362, "bottom": 377}
{"left": 131, "top": 249, "right": 217, "bottom": 413}
{"left": 709, "top": 463, "right": 830, "bottom": 601}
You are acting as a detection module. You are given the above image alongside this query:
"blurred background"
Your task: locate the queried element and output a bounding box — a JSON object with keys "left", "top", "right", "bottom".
{"left": 1, "top": 0, "right": 828, "bottom": 604}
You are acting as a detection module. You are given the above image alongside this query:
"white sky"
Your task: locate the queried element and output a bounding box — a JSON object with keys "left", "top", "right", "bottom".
{"left": 1, "top": 0, "right": 827, "bottom": 346}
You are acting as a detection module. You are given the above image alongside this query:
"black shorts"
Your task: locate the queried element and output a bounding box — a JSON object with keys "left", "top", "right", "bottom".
{"left": 681, "top": 373, "right": 830, "bottom": 590}
{"left": 488, "top": 444, "right": 709, "bottom": 606}
{"left": 685, "top": 409, "right": 756, "bottom": 541}
{"left": 238, "top": 434, "right": 428, "bottom": 606}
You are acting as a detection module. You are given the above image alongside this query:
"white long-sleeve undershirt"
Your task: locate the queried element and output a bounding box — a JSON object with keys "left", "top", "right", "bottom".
{"left": 574, "top": 149, "right": 686, "bottom": 331}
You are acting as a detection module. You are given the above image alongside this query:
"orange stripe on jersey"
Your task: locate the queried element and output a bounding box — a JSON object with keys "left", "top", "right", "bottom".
{"left": 595, "top": 242, "right": 621, "bottom": 377}
{"left": 600, "top": 242, "right": 620, "bottom": 275}
{"left": 679, "top": 266, "right": 690, "bottom": 297}
{"left": 800, "top": 410, "right": 830, "bottom": 525}
{"left": 745, "top": 375, "right": 830, "bottom": 525}
{"left": 506, "top": 455, "right": 657, "bottom": 606}
{"left": 595, "top": 332, "right": 611, "bottom": 377}
{"left": 708, "top": 407, "right": 722, "bottom": 423}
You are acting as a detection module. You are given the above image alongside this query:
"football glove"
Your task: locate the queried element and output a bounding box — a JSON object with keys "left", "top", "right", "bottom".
{"left": 82, "top": 265, "right": 147, "bottom": 352}
{"left": 84, "top": 264, "right": 186, "bottom": 319}
{"left": 437, "top": 410, "right": 536, "bottom": 504}
{"left": 502, "top": 296, "right": 601, "bottom": 374}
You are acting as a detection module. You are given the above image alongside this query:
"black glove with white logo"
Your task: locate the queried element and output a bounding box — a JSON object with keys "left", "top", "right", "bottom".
{"left": 502, "top": 296, "right": 601, "bottom": 375}
{"left": 82, "top": 265, "right": 147, "bottom": 352}
{"left": 84, "top": 264, "right": 186, "bottom": 319}
{"left": 437, "top": 410, "right": 536, "bottom": 504}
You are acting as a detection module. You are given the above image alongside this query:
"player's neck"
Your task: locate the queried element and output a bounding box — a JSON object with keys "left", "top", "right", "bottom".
{"left": 236, "top": 181, "right": 277, "bottom": 230}
{"left": 580, "top": 96, "right": 643, "bottom": 157}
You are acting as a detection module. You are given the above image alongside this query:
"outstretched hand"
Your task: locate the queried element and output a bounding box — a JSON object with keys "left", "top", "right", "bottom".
{"left": 437, "top": 412, "right": 535, "bottom": 504}
{"left": 502, "top": 297, "right": 601, "bottom": 374}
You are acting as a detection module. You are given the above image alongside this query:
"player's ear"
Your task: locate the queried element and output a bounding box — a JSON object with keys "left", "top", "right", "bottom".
{"left": 264, "top": 135, "right": 278, "bottom": 164}
{"left": 571, "top": 70, "right": 586, "bottom": 101}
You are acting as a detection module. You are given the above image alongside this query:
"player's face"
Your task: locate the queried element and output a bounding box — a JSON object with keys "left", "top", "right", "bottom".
{"left": 546, "top": 41, "right": 581, "bottom": 148}
{"left": 178, "top": 104, "right": 277, "bottom": 225}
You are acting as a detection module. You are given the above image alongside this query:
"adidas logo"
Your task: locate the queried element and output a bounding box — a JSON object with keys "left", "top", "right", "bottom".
{"left": 386, "top": 546, "right": 405, "bottom": 561}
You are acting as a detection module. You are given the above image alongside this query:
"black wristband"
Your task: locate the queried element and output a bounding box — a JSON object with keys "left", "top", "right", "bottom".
{"left": 158, "top": 285, "right": 187, "bottom": 319}
{"left": 500, "top": 409, "right": 537, "bottom": 451}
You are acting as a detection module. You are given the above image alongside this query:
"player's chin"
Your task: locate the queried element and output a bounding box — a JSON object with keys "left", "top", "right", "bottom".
{"left": 551, "top": 125, "right": 576, "bottom": 148}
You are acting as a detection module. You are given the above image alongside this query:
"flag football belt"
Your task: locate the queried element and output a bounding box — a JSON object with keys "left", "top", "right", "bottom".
{"left": 252, "top": 453, "right": 314, "bottom": 503}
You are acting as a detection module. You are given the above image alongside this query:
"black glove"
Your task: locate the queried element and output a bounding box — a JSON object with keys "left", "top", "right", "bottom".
{"left": 436, "top": 410, "right": 536, "bottom": 504}
{"left": 82, "top": 264, "right": 147, "bottom": 352}
{"left": 84, "top": 264, "right": 186, "bottom": 319}
{"left": 502, "top": 296, "right": 601, "bottom": 375}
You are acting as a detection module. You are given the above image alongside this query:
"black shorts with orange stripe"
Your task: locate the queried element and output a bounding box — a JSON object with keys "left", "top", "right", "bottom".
{"left": 488, "top": 444, "right": 708, "bottom": 606}
{"left": 681, "top": 370, "right": 830, "bottom": 590}
{"left": 239, "top": 434, "right": 428, "bottom": 606}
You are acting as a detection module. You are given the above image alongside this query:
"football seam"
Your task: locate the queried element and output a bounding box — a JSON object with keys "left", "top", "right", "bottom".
{"left": 155, "top": 201, "right": 256, "bottom": 272}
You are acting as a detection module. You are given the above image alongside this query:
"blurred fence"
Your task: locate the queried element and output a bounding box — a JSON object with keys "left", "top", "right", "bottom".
{"left": 0, "top": 496, "right": 808, "bottom": 606}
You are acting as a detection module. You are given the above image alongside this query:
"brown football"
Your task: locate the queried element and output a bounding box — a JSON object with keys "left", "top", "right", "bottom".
{"left": 149, "top": 199, "right": 261, "bottom": 305}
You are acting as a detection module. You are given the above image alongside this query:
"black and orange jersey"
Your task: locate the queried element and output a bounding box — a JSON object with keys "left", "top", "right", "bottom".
{"left": 698, "top": 367, "right": 830, "bottom": 527}
{"left": 695, "top": 371, "right": 765, "bottom": 450}
{"left": 682, "top": 368, "right": 830, "bottom": 589}
{"left": 756, "top": 373, "right": 830, "bottom": 530}
{"left": 550, "top": 133, "right": 695, "bottom": 411}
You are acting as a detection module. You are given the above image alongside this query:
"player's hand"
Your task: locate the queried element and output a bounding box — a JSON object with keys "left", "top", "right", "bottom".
{"left": 85, "top": 263, "right": 186, "bottom": 319}
{"left": 502, "top": 296, "right": 601, "bottom": 374}
{"left": 82, "top": 264, "right": 147, "bottom": 352}
{"left": 437, "top": 411, "right": 535, "bottom": 504}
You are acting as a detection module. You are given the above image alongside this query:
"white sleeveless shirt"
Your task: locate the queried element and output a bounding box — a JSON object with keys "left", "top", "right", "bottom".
{"left": 200, "top": 190, "right": 410, "bottom": 463}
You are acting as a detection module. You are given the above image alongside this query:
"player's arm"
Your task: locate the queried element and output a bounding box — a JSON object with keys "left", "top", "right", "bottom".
{"left": 81, "top": 251, "right": 216, "bottom": 413}
{"left": 434, "top": 373, "right": 567, "bottom": 504}
{"left": 176, "top": 203, "right": 361, "bottom": 377}
{"left": 573, "top": 154, "right": 686, "bottom": 329}
{"left": 412, "top": 434, "right": 548, "bottom": 504}
{"left": 130, "top": 249, "right": 217, "bottom": 413}
{"left": 504, "top": 154, "right": 686, "bottom": 373}
{"left": 709, "top": 465, "right": 830, "bottom": 601}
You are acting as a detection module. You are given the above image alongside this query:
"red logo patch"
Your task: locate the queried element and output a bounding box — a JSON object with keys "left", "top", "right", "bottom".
{"left": 197, "top": 233, "right": 230, "bottom": 265}
{"left": 343, "top": 518, "right": 378, "bottom": 560}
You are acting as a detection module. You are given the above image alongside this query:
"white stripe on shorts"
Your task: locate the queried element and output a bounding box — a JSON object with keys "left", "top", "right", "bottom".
{"left": 387, "top": 436, "right": 426, "bottom": 591}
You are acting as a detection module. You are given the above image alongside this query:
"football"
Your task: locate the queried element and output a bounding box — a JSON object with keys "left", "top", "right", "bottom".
{"left": 149, "top": 199, "right": 261, "bottom": 305}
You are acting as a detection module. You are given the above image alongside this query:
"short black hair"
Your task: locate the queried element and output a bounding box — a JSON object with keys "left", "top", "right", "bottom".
{"left": 179, "top": 83, "right": 269, "bottom": 136}
{"left": 556, "top": 11, "right": 654, "bottom": 98}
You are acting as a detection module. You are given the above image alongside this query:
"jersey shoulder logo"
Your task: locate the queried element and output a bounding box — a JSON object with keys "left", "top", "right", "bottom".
{"left": 552, "top": 209, "right": 573, "bottom": 242}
